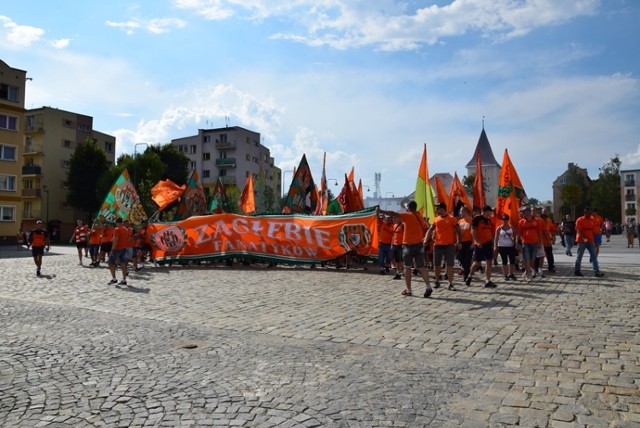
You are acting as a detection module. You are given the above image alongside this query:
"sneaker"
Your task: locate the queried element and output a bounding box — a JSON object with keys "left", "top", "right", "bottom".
{"left": 434, "top": 280, "right": 441, "bottom": 289}
{"left": 538, "top": 270, "right": 545, "bottom": 278}
{"left": 484, "top": 281, "right": 497, "bottom": 288}
{"left": 594, "top": 272, "right": 604, "bottom": 277}
{"left": 135, "top": 267, "right": 142, "bottom": 272}
{"left": 448, "top": 283, "right": 455, "bottom": 290}
{"left": 548, "top": 267, "right": 556, "bottom": 273}
{"left": 423, "top": 287, "right": 433, "bottom": 298}
{"left": 568, "top": 252, "right": 572, "bottom": 256}
{"left": 393, "top": 273, "right": 402, "bottom": 280}
{"left": 465, "top": 276, "right": 472, "bottom": 286}
{"left": 36, "top": 269, "right": 41, "bottom": 277}
{"left": 504, "top": 275, "right": 510, "bottom": 281}
{"left": 119, "top": 280, "right": 127, "bottom": 286}
{"left": 574, "top": 271, "right": 584, "bottom": 277}
{"left": 508, "top": 274, "right": 517, "bottom": 280}
{"left": 380, "top": 268, "right": 386, "bottom": 275}
{"left": 109, "top": 278, "right": 118, "bottom": 284}
{"left": 532, "top": 271, "right": 537, "bottom": 278}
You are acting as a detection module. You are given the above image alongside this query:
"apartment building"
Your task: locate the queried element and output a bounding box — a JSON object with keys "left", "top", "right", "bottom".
{"left": 620, "top": 169, "right": 639, "bottom": 224}
{"left": 22, "top": 107, "right": 116, "bottom": 239}
{"left": 0, "top": 60, "right": 26, "bottom": 244}
{"left": 171, "top": 126, "right": 281, "bottom": 208}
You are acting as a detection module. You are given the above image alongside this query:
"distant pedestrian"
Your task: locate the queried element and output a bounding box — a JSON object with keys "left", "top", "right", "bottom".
{"left": 457, "top": 206, "right": 474, "bottom": 283}
{"left": 466, "top": 205, "right": 497, "bottom": 288}
{"left": 377, "top": 214, "right": 394, "bottom": 275}
{"left": 425, "top": 202, "right": 462, "bottom": 290}
{"left": 16, "top": 230, "right": 26, "bottom": 251}
{"left": 108, "top": 218, "right": 130, "bottom": 286}
{"left": 88, "top": 222, "right": 102, "bottom": 267}
{"left": 390, "top": 218, "right": 405, "bottom": 280}
{"left": 561, "top": 214, "right": 576, "bottom": 256}
{"left": 27, "top": 220, "right": 50, "bottom": 276}
{"left": 69, "top": 219, "right": 88, "bottom": 265}
{"left": 574, "top": 207, "right": 604, "bottom": 277}
{"left": 517, "top": 206, "right": 543, "bottom": 282}
{"left": 494, "top": 214, "right": 518, "bottom": 281}
{"left": 624, "top": 219, "right": 636, "bottom": 248}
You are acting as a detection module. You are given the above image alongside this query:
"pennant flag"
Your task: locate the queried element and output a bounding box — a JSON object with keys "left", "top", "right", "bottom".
{"left": 151, "top": 179, "right": 186, "bottom": 211}
{"left": 96, "top": 168, "right": 147, "bottom": 225}
{"left": 282, "top": 154, "right": 318, "bottom": 214}
{"left": 433, "top": 175, "right": 450, "bottom": 212}
{"left": 174, "top": 170, "right": 207, "bottom": 220}
{"left": 254, "top": 167, "right": 268, "bottom": 212}
{"left": 358, "top": 179, "right": 364, "bottom": 206}
{"left": 337, "top": 174, "right": 364, "bottom": 213}
{"left": 414, "top": 144, "right": 435, "bottom": 221}
{"left": 495, "top": 149, "right": 528, "bottom": 228}
{"left": 209, "top": 177, "right": 232, "bottom": 214}
{"left": 314, "top": 152, "right": 329, "bottom": 215}
{"left": 448, "top": 172, "right": 473, "bottom": 216}
{"left": 347, "top": 166, "right": 354, "bottom": 183}
{"left": 239, "top": 174, "right": 256, "bottom": 214}
{"left": 473, "top": 148, "right": 486, "bottom": 209}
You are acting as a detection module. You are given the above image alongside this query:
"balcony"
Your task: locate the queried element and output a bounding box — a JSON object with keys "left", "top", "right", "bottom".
{"left": 22, "top": 210, "right": 42, "bottom": 219}
{"left": 22, "top": 188, "right": 42, "bottom": 198}
{"left": 215, "top": 139, "right": 236, "bottom": 150}
{"left": 25, "top": 124, "right": 44, "bottom": 133}
{"left": 220, "top": 176, "right": 236, "bottom": 185}
{"left": 22, "top": 165, "right": 42, "bottom": 175}
{"left": 625, "top": 194, "right": 637, "bottom": 202}
{"left": 24, "top": 143, "right": 44, "bottom": 155}
{"left": 215, "top": 158, "right": 236, "bottom": 168}
{"left": 624, "top": 180, "right": 636, "bottom": 187}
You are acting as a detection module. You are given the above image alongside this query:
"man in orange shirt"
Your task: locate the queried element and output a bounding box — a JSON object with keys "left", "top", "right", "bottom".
{"left": 574, "top": 207, "right": 604, "bottom": 277}
{"left": 377, "top": 214, "right": 394, "bottom": 275}
{"left": 457, "top": 206, "right": 474, "bottom": 283}
{"left": 467, "top": 205, "right": 497, "bottom": 288}
{"left": 517, "top": 206, "right": 544, "bottom": 282}
{"left": 27, "top": 220, "right": 50, "bottom": 276}
{"left": 425, "top": 202, "right": 462, "bottom": 290}
{"left": 540, "top": 208, "right": 556, "bottom": 273}
{"left": 390, "top": 218, "right": 404, "bottom": 280}
{"left": 381, "top": 201, "right": 433, "bottom": 298}
{"left": 591, "top": 208, "right": 604, "bottom": 258}
{"left": 108, "top": 218, "right": 130, "bottom": 286}
{"left": 88, "top": 222, "right": 102, "bottom": 267}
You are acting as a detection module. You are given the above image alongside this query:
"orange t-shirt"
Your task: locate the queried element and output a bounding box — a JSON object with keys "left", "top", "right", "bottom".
{"left": 102, "top": 225, "right": 114, "bottom": 243}
{"left": 518, "top": 217, "right": 542, "bottom": 244}
{"left": 592, "top": 214, "right": 603, "bottom": 236}
{"left": 89, "top": 228, "right": 101, "bottom": 245}
{"left": 399, "top": 212, "right": 427, "bottom": 245}
{"left": 112, "top": 225, "right": 130, "bottom": 251}
{"left": 30, "top": 229, "right": 48, "bottom": 247}
{"left": 575, "top": 215, "right": 595, "bottom": 243}
{"left": 458, "top": 217, "right": 473, "bottom": 242}
{"left": 391, "top": 223, "right": 404, "bottom": 246}
{"left": 472, "top": 215, "right": 493, "bottom": 244}
{"left": 378, "top": 219, "right": 394, "bottom": 245}
{"left": 432, "top": 214, "right": 458, "bottom": 246}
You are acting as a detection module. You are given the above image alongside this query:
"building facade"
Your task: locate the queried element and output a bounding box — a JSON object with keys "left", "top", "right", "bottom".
{"left": 171, "top": 126, "right": 281, "bottom": 210}
{"left": 0, "top": 60, "right": 26, "bottom": 244}
{"left": 620, "top": 169, "right": 639, "bottom": 225}
{"left": 22, "top": 107, "right": 116, "bottom": 239}
{"left": 465, "top": 127, "right": 501, "bottom": 208}
{"left": 552, "top": 163, "right": 591, "bottom": 221}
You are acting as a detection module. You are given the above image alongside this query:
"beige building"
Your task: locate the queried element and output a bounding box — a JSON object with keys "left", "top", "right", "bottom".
{"left": 552, "top": 163, "right": 591, "bottom": 220}
{"left": 22, "top": 107, "right": 116, "bottom": 240}
{"left": 0, "top": 60, "right": 26, "bottom": 244}
{"left": 465, "top": 127, "right": 501, "bottom": 208}
{"left": 620, "top": 169, "right": 639, "bottom": 225}
{"left": 171, "top": 126, "right": 281, "bottom": 210}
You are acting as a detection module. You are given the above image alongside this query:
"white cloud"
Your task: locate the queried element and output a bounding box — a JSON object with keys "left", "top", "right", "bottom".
{"left": 622, "top": 145, "right": 640, "bottom": 168}
{"left": 0, "top": 15, "right": 45, "bottom": 48}
{"left": 106, "top": 17, "right": 186, "bottom": 35}
{"left": 49, "top": 38, "right": 70, "bottom": 49}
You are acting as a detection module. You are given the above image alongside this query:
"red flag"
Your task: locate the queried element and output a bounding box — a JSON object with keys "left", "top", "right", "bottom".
{"left": 495, "top": 149, "right": 528, "bottom": 228}
{"left": 314, "top": 152, "right": 329, "bottom": 215}
{"left": 151, "top": 179, "right": 186, "bottom": 211}
{"left": 473, "top": 148, "right": 486, "bottom": 209}
{"left": 239, "top": 174, "right": 256, "bottom": 214}
{"left": 433, "top": 175, "right": 450, "bottom": 212}
{"left": 174, "top": 170, "right": 207, "bottom": 220}
{"left": 448, "top": 172, "right": 472, "bottom": 214}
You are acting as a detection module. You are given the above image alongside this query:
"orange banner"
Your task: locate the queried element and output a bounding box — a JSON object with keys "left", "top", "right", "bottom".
{"left": 147, "top": 208, "right": 379, "bottom": 264}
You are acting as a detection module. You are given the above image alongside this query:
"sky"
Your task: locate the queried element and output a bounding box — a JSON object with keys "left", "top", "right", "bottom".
{"left": 2, "top": 0, "right": 640, "bottom": 202}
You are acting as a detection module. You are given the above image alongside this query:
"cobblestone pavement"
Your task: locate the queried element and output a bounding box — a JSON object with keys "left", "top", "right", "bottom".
{"left": 0, "top": 236, "right": 638, "bottom": 427}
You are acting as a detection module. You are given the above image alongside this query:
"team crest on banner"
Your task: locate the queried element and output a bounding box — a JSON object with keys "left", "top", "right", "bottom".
{"left": 174, "top": 170, "right": 207, "bottom": 220}
{"left": 338, "top": 224, "right": 372, "bottom": 252}
{"left": 96, "top": 169, "right": 147, "bottom": 225}
{"left": 150, "top": 225, "right": 188, "bottom": 254}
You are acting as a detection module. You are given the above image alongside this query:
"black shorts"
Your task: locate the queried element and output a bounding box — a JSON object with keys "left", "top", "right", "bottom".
{"left": 391, "top": 244, "right": 403, "bottom": 263}
{"left": 100, "top": 242, "right": 113, "bottom": 253}
{"left": 473, "top": 241, "right": 494, "bottom": 262}
{"left": 32, "top": 246, "right": 45, "bottom": 256}
{"left": 76, "top": 242, "right": 87, "bottom": 249}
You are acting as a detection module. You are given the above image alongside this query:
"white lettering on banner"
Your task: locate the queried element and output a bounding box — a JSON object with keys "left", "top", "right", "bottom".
{"left": 194, "top": 225, "right": 211, "bottom": 245}
{"left": 232, "top": 218, "right": 249, "bottom": 234}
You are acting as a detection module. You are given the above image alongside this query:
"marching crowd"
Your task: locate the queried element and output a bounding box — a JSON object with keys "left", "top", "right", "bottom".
{"left": 378, "top": 202, "right": 608, "bottom": 298}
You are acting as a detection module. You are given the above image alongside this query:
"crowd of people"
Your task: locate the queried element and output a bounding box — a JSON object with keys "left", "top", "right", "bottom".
{"left": 378, "top": 202, "right": 611, "bottom": 298}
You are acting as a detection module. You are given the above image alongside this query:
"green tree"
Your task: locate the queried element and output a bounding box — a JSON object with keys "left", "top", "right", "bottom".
{"left": 560, "top": 183, "right": 583, "bottom": 219}
{"left": 66, "top": 139, "right": 110, "bottom": 220}
{"left": 590, "top": 155, "right": 621, "bottom": 223}
{"left": 146, "top": 144, "right": 189, "bottom": 185}
{"left": 559, "top": 163, "right": 591, "bottom": 217}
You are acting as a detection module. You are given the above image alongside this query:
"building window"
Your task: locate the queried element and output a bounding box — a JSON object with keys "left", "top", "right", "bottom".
{"left": 177, "top": 144, "right": 187, "bottom": 153}
{"left": 189, "top": 145, "right": 197, "bottom": 154}
{"left": 63, "top": 140, "right": 72, "bottom": 148}
{"left": 203, "top": 170, "right": 210, "bottom": 178}
{"left": 0, "top": 144, "right": 17, "bottom": 161}
{"left": 253, "top": 156, "right": 258, "bottom": 163}
{"left": 78, "top": 124, "right": 90, "bottom": 132}
{"left": 0, "top": 114, "right": 18, "bottom": 131}
{"left": 0, "top": 84, "right": 18, "bottom": 102}
{"left": 203, "top": 135, "right": 211, "bottom": 143}
{"left": 219, "top": 134, "right": 227, "bottom": 143}
{"left": 62, "top": 160, "right": 71, "bottom": 169}
{"left": 245, "top": 153, "right": 250, "bottom": 161}
{"left": 220, "top": 169, "right": 227, "bottom": 177}
{"left": 0, "top": 205, "right": 15, "bottom": 221}
{"left": 0, "top": 175, "right": 16, "bottom": 191}
{"left": 559, "top": 177, "right": 567, "bottom": 185}
{"left": 105, "top": 142, "right": 113, "bottom": 152}
{"left": 190, "top": 161, "right": 196, "bottom": 171}
{"left": 246, "top": 171, "right": 250, "bottom": 178}
{"left": 63, "top": 119, "right": 73, "bottom": 127}
{"left": 626, "top": 174, "right": 634, "bottom": 181}
{"left": 203, "top": 152, "right": 211, "bottom": 161}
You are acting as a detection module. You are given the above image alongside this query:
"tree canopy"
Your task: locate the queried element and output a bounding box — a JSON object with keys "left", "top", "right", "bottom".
{"left": 66, "top": 139, "right": 110, "bottom": 220}
{"left": 590, "top": 155, "right": 621, "bottom": 223}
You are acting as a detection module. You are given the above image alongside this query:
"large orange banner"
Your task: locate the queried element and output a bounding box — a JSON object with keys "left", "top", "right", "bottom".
{"left": 147, "top": 208, "right": 379, "bottom": 264}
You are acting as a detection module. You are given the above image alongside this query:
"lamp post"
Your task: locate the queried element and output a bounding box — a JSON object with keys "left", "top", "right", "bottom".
{"left": 133, "top": 143, "right": 149, "bottom": 187}
{"left": 42, "top": 185, "right": 49, "bottom": 226}
{"left": 327, "top": 178, "right": 339, "bottom": 187}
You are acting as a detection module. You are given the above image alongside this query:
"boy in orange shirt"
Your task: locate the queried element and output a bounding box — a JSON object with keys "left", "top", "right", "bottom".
{"left": 467, "top": 205, "right": 497, "bottom": 288}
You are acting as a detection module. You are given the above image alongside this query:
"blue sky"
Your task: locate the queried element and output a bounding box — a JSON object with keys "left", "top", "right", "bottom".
{"left": 2, "top": 0, "right": 639, "bottom": 201}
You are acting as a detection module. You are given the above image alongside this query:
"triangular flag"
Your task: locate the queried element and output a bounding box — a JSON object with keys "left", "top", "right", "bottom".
{"left": 434, "top": 175, "right": 450, "bottom": 212}
{"left": 314, "top": 152, "right": 329, "bottom": 215}
{"left": 151, "top": 179, "right": 186, "bottom": 211}
{"left": 495, "top": 149, "right": 528, "bottom": 228}
{"left": 209, "top": 177, "right": 232, "bottom": 214}
{"left": 414, "top": 144, "right": 435, "bottom": 221}
{"left": 174, "top": 170, "right": 207, "bottom": 220}
{"left": 96, "top": 168, "right": 147, "bottom": 225}
{"left": 282, "top": 154, "right": 318, "bottom": 214}
{"left": 347, "top": 166, "right": 354, "bottom": 183}
{"left": 239, "top": 174, "right": 256, "bottom": 214}
{"left": 473, "top": 148, "right": 486, "bottom": 210}
{"left": 448, "top": 172, "right": 473, "bottom": 216}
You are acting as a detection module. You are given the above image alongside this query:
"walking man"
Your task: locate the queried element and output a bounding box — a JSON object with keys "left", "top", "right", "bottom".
{"left": 107, "top": 218, "right": 130, "bottom": 286}
{"left": 425, "top": 202, "right": 462, "bottom": 290}
{"left": 27, "top": 220, "right": 50, "bottom": 276}
{"left": 561, "top": 214, "right": 576, "bottom": 256}
{"left": 69, "top": 219, "right": 88, "bottom": 265}
{"left": 574, "top": 207, "right": 604, "bottom": 277}
{"left": 467, "top": 205, "right": 497, "bottom": 288}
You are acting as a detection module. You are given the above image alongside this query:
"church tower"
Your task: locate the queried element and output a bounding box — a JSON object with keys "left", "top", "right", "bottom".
{"left": 465, "top": 126, "right": 501, "bottom": 208}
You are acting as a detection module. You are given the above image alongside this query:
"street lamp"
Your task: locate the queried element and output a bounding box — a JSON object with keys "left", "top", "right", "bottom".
{"left": 133, "top": 143, "right": 149, "bottom": 186}
{"left": 327, "top": 178, "right": 339, "bottom": 187}
{"left": 42, "top": 185, "right": 49, "bottom": 226}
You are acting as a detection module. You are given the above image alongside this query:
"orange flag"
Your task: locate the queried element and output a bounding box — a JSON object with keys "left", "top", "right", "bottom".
{"left": 347, "top": 166, "right": 355, "bottom": 183}
{"left": 151, "top": 179, "right": 186, "bottom": 211}
{"left": 448, "top": 172, "right": 472, "bottom": 215}
{"left": 433, "top": 175, "right": 449, "bottom": 212}
{"left": 239, "top": 174, "right": 256, "bottom": 214}
{"left": 495, "top": 149, "right": 528, "bottom": 228}
{"left": 314, "top": 152, "right": 329, "bottom": 215}
{"left": 473, "top": 148, "right": 486, "bottom": 209}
